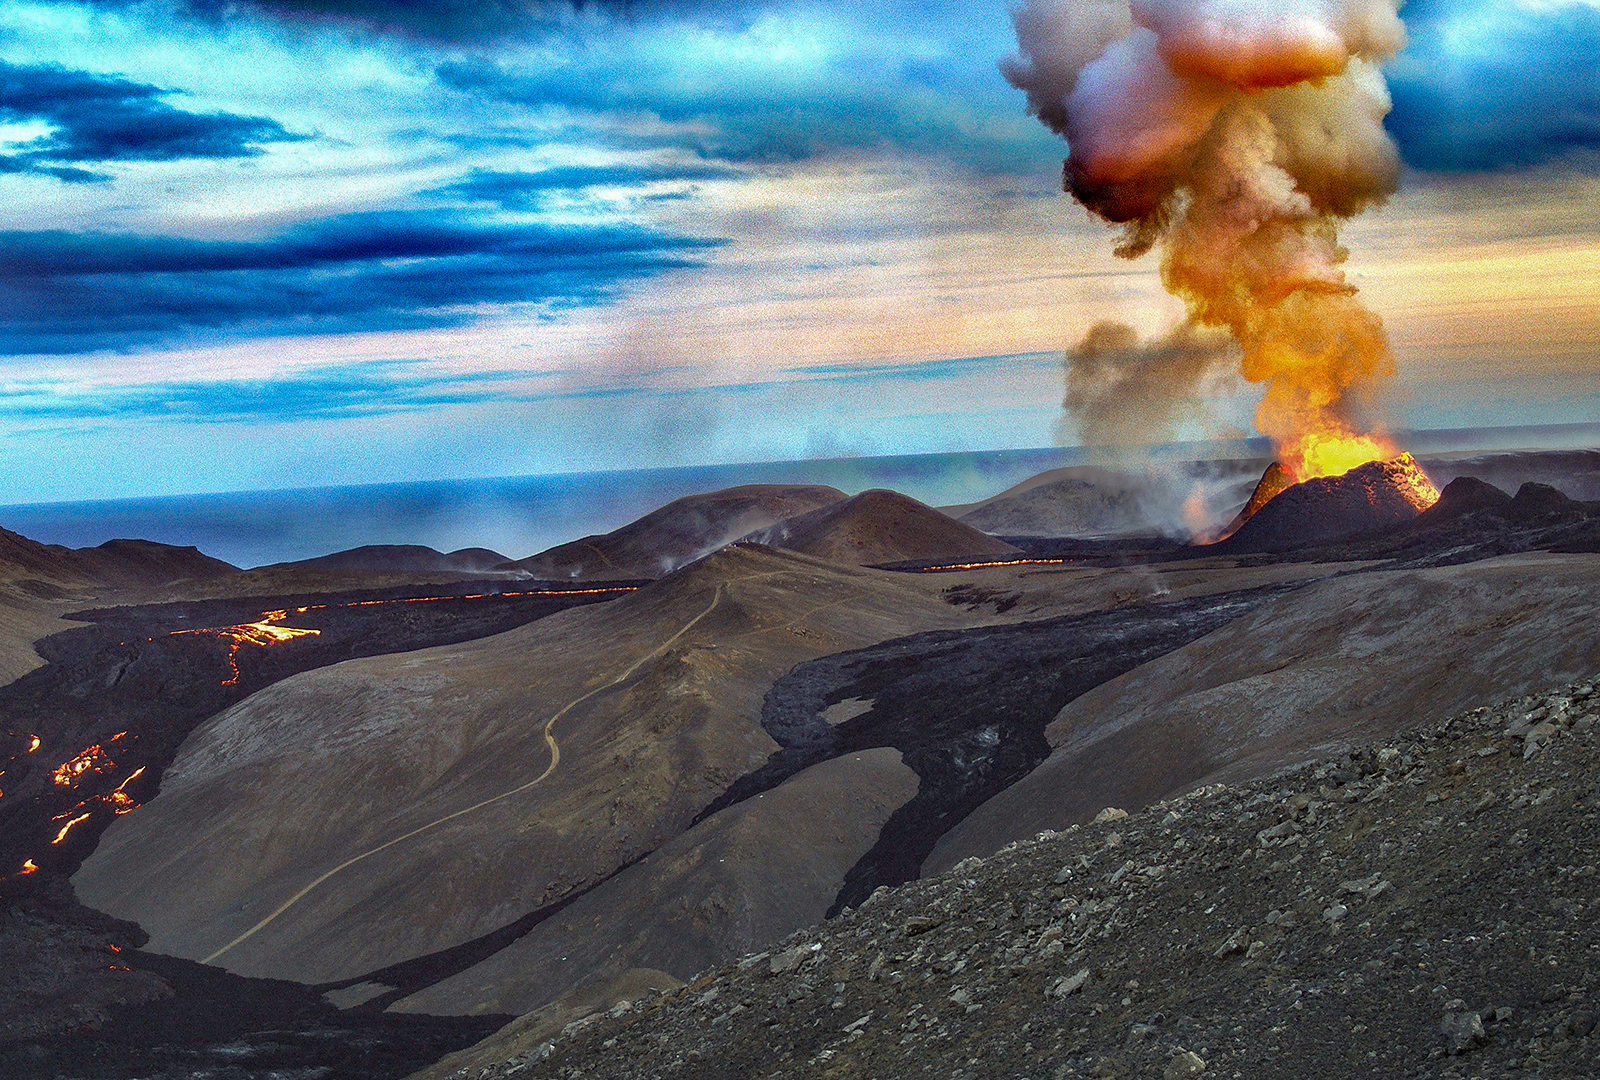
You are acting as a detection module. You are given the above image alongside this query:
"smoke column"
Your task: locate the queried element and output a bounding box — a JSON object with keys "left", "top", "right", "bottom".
{"left": 1005, "top": 0, "right": 1408, "bottom": 480}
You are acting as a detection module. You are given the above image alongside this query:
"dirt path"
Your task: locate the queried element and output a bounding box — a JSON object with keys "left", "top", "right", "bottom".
{"left": 203, "top": 585, "right": 727, "bottom": 964}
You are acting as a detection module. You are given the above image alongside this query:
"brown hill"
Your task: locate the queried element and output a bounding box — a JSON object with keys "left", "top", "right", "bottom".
{"left": 506, "top": 485, "right": 846, "bottom": 581}
{"left": 755, "top": 489, "right": 1020, "bottom": 566}
{"left": 266, "top": 544, "right": 509, "bottom": 574}
{"left": 940, "top": 466, "right": 1151, "bottom": 537}
{"left": 0, "top": 526, "right": 235, "bottom": 590}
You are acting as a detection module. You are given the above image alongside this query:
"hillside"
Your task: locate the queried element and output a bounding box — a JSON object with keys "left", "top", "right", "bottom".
{"left": 755, "top": 489, "right": 1020, "bottom": 566}
{"left": 0, "top": 525, "right": 236, "bottom": 590}
{"left": 443, "top": 675, "right": 1600, "bottom": 1080}
{"left": 265, "top": 545, "right": 509, "bottom": 574}
{"left": 930, "top": 553, "right": 1600, "bottom": 869}
{"left": 0, "top": 525, "right": 237, "bottom": 685}
{"left": 505, "top": 485, "right": 846, "bottom": 580}
{"left": 74, "top": 545, "right": 975, "bottom": 1014}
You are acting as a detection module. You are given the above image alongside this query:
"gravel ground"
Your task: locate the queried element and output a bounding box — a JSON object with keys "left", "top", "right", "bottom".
{"left": 457, "top": 675, "right": 1600, "bottom": 1080}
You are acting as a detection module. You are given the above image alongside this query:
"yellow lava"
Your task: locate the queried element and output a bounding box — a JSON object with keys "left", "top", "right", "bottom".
{"left": 916, "top": 558, "right": 1073, "bottom": 572}
{"left": 51, "top": 811, "right": 91, "bottom": 845}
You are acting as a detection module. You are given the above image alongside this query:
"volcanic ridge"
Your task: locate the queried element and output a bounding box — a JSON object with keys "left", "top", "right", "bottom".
{"left": 751, "top": 489, "right": 1021, "bottom": 567}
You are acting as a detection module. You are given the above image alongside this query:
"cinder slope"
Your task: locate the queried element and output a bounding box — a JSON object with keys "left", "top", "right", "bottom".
{"left": 759, "top": 490, "right": 1020, "bottom": 566}
{"left": 506, "top": 485, "right": 846, "bottom": 580}
{"left": 75, "top": 546, "right": 967, "bottom": 997}
{"left": 0, "top": 526, "right": 237, "bottom": 591}
{"left": 266, "top": 545, "right": 510, "bottom": 574}
{"left": 1211, "top": 455, "right": 1437, "bottom": 555}
{"left": 927, "top": 552, "right": 1600, "bottom": 871}
{"left": 0, "top": 524, "right": 235, "bottom": 684}
{"left": 942, "top": 466, "right": 1154, "bottom": 537}
{"left": 469, "top": 677, "right": 1600, "bottom": 1080}
{"left": 396, "top": 748, "right": 918, "bottom": 1017}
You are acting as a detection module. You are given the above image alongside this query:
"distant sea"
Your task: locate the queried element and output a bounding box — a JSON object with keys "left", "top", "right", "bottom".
{"left": 6, "top": 423, "right": 1598, "bottom": 569}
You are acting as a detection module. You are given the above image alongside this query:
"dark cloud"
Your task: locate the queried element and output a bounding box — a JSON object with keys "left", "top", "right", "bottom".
{"left": 1389, "top": 0, "right": 1600, "bottom": 171}
{"left": 0, "top": 210, "right": 723, "bottom": 354}
{"left": 0, "top": 60, "right": 304, "bottom": 182}
{"left": 437, "top": 163, "right": 745, "bottom": 208}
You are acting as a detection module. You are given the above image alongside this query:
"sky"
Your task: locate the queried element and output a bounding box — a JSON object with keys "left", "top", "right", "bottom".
{"left": 0, "top": 0, "right": 1596, "bottom": 504}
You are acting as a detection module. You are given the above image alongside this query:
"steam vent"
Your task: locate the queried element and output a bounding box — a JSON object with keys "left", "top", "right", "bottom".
{"left": 1216, "top": 453, "right": 1441, "bottom": 554}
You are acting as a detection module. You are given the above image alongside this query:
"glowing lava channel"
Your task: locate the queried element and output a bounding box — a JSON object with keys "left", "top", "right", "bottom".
{"left": 52, "top": 732, "right": 127, "bottom": 787}
{"left": 171, "top": 587, "right": 637, "bottom": 687}
{"left": 915, "top": 558, "right": 1075, "bottom": 572}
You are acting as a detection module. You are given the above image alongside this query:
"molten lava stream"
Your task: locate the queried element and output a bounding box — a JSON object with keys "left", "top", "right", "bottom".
{"left": 171, "top": 610, "right": 321, "bottom": 686}
{"left": 52, "top": 731, "right": 127, "bottom": 787}
{"left": 916, "top": 558, "right": 1073, "bottom": 572}
{"left": 169, "top": 587, "right": 637, "bottom": 687}
{"left": 47, "top": 762, "right": 149, "bottom": 845}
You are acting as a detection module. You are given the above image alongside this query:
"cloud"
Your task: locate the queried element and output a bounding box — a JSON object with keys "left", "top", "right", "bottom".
{"left": 432, "top": 13, "right": 1060, "bottom": 173}
{"left": 437, "top": 162, "right": 746, "bottom": 208}
{"left": 0, "top": 209, "right": 723, "bottom": 354}
{"left": 0, "top": 59, "right": 304, "bottom": 182}
{"left": 0, "top": 357, "right": 702, "bottom": 425}
{"left": 0, "top": 359, "right": 534, "bottom": 422}
{"left": 1388, "top": 0, "right": 1600, "bottom": 170}
{"left": 41, "top": 0, "right": 753, "bottom": 42}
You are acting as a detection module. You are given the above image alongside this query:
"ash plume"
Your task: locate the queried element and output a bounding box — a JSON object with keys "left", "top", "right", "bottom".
{"left": 1007, "top": 0, "right": 1408, "bottom": 481}
{"left": 1059, "top": 320, "right": 1236, "bottom": 450}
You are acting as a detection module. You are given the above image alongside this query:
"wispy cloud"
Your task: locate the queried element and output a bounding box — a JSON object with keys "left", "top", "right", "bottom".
{"left": 0, "top": 209, "right": 724, "bottom": 354}
{"left": 435, "top": 162, "right": 747, "bottom": 208}
{"left": 0, "top": 59, "right": 305, "bottom": 182}
{"left": 0, "top": 359, "right": 538, "bottom": 422}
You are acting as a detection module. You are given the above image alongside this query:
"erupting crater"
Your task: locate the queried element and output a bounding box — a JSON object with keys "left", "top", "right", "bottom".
{"left": 1214, "top": 452, "right": 1440, "bottom": 554}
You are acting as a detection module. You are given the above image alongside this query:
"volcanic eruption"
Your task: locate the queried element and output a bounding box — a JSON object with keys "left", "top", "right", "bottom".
{"left": 1006, "top": 0, "right": 1440, "bottom": 528}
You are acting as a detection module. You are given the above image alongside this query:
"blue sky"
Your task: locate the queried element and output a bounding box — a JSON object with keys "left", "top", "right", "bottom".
{"left": 0, "top": 0, "right": 1595, "bottom": 502}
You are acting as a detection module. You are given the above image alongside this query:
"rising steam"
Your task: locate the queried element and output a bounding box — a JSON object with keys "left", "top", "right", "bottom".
{"left": 1060, "top": 320, "right": 1236, "bottom": 450}
{"left": 1006, "top": 0, "right": 1409, "bottom": 481}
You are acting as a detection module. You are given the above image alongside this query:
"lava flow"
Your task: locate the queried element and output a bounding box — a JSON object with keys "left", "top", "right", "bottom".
{"left": 915, "top": 558, "right": 1074, "bottom": 572}
{"left": 52, "top": 731, "right": 128, "bottom": 787}
{"left": 50, "top": 765, "right": 147, "bottom": 845}
{"left": 170, "top": 586, "right": 637, "bottom": 687}
{"left": 171, "top": 610, "right": 322, "bottom": 686}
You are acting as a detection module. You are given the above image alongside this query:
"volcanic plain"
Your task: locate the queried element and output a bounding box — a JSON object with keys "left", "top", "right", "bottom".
{"left": 3, "top": 449, "right": 1600, "bottom": 1079}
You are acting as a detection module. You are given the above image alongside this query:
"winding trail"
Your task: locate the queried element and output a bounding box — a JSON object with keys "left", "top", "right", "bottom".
{"left": 203, "top": 585, "right": 726, "bottom": 965}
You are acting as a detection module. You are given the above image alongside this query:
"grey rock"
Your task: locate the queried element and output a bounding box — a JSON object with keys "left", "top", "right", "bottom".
{"left": 1441, "top": 1010, "right": 1487, "bottom": 1054}
{"left": 1164, "top": 1049, "right": 1207, "bottom": 1078}
{"left": 1048, "top": 968, "right": 1092, "bottom": 998}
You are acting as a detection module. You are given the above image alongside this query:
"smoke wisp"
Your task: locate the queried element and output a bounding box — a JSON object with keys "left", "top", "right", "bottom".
{"left": 1007, "top": 0, "right": 1409, "bottom": 481}
{"left": 1059, "top": 320, "right": 1236, "bottom": 450}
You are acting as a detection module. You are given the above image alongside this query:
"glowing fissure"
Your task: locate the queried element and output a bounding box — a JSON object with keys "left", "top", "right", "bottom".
{"left": 51, "top": 731, "right": 127, "bottom": 788}
{"left": 50, "top": 811, "right": 91, "bottom": 845}
{"left": 915, "top": 558, "right": 1075, "bottom": 572}
{"left": 47, "top": 750, "right": 148, "bottom": 846}
{"left": 171, "top": 586, "right": 637, "bottom": 686}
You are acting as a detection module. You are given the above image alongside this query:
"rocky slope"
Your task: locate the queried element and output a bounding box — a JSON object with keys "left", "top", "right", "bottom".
{"left": 929, "top": 552, "right": 1600, "bottom": 869}
{"left": 448, "top": 675, "right": 1600, "bottom": 1080}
